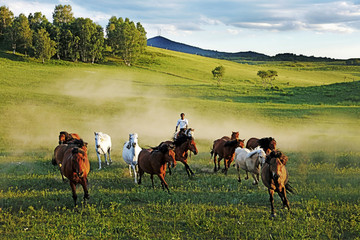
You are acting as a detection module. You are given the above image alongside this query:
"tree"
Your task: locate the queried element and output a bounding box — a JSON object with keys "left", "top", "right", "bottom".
{"left": 106, "top": 16, "right": 147, "bottom": 66}
{"left": 70, "top": 17, "right": 104, "bottom": 63}
{"left": 33, "top": 28, "right": 56, "bottom": 63}
{"left": 28, "top": 12, "right": 49, "bottom": 32}
{"left": 0, "top": 5, "right": 14, "bottom": 43}
{"left": 10, "top": 13, "right": 32, "bottom": 55}
{"left": 212, "top": 65, "right": 225, "bottom": 86}
{"left": 257, "top": 70, "right": 278, "bottom": 87}
{"left": 52, "top": 4, "right": 74, "bottom": 27}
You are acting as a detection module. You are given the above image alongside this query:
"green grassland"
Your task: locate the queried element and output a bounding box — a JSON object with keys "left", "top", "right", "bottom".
{"left": 1, "top": 47, "right": 360, "bottom": 239}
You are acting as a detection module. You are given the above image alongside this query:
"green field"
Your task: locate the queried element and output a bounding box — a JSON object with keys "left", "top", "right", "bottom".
{"left": 1, "top": 48, "right": 360, "bottom": 239}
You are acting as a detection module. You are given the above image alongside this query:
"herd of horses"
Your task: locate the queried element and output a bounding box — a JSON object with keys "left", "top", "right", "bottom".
{"left": 52, "top": 130, "right": 293, "bottom": 217}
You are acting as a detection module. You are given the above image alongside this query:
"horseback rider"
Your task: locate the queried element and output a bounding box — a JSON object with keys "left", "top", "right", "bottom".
{"left": 175, "top": 113, "right": 188, "bottom": 139}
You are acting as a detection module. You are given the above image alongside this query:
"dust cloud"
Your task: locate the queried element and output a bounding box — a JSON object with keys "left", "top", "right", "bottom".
{"left": 4, "top": 69, "right": 360, "bottom": 155}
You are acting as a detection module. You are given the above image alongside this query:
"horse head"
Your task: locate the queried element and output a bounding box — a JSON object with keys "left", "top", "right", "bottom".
{"left": 258, "top": 149, "right": 267, "bottom": 167}
{"left": 185, "top": 128, "right": 195, "bottom": 138}
{"left": 71, "top": 147, "right": 88, "bottom": 178}
{"left": 167, "top": 149, "right": 177, "bottom": 168}
{"left": 130, "top": 133, "right": 139, "bottom": 148}
{"left": 188, "top": 137, "right": 198, "bottom": 155}
{"left": 59, "top": 131, "right": 70, "bottom": 144}
{"left": 269, "top": 138, "right": 277, "bottom": 151}
{"left": 267, "top": 150, "right": 288, "bottom": 181}
{"left": 231, "top": 131, "right": 239, "bottom": 140}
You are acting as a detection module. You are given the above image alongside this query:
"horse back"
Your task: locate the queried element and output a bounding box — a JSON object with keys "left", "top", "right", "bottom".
{"left": 138, "top": 149, "right": 165, "bottom": 174}
{"left": 220, "top": 136, "right": 231, "bottom": 141}
{"left": 246, "top": 137, "right": 259, "bottom": 149}
{"left": 70, "top": 133, "right": 81, "bottom": 140}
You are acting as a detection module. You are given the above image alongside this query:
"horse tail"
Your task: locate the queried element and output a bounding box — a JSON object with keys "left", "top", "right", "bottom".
{"left": 51, "top": 156, "right": 57, "bottom": 166}
{"left": 285, "top": 182, "right": 296, "bottom": 194}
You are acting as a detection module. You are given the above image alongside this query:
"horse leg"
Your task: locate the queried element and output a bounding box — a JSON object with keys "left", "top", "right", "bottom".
{"left": 168, "top": 162, "right": 172, "bottom": 175}
{"left": 128, "top": 165, "right": 132, "bottom": 176}
{"left": 213, "top": 154, "right": 218, "bottom": 172}
{"left": 183, "top": 161, "right": 194, "bottom": 177}
{"left": 104, "top": 153, "right": 109, "bottom": 166}
{"left": 81, "top": 178, "right": 89, "bottom": 205}
{"left": 70, "top": 181, "right": 77, "bottom": 207}
{"left": 96, "top": 152, "right": 102, "bottom": 170}
{"left": 269, "top": 189, "right": 276, "bottom": 218}
{"left": 150, "top": 175, "right": 155, "bottom": 189}
{"left": 138, "top": 167, "right": 144, "bottom": 185}
{"left": 251, "top": 173, "right": 258, "bottom": 185}
{"left": 245, "top": 171, "right": 249, "bottom": 180}
{"left": 217, "top": 156, "right": 223, "bottom": 172}
{"left": 236, "top": 164, "right": 241, "bottom": 182}
{"left": 279, "top": 188, "right": 290, "bottom": 211}
{"left": 132, "top": 165, "right": 137, "bottom": 183}
{"left": 108, "top": 148, "right": 112, "bottom": 164}
{"left": 157, "top": 174, "right": 170, "bottom": 193}
{"left": 222, "top": 158, "right": 228, "bottom": 175}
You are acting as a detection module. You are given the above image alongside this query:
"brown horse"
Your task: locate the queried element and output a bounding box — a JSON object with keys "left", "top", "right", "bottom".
{"left": 220, "top": 131, "right": 239, "bottom": 141}
{"left": 261, "top": 150, "right": 293, "bottom": 218}
{"left": 138, "top": 144, "right": 176, "bottom": 193}
{"left": 52, "top": 139, "right": 87, "bottom": 181}
{"left": 58, "top": 131, "right": 82, "bottom": 144}
{"left": 161, "top": 134, "right": 198, "bottom": 177}
{"left": 61, "top": 146, "right": 90, "bottom": 207}
{"left": 246, "top": 137, "right": 277, "bottom": 154}
{"left": 211, "top": 138, "right": 245, "bottom": 174}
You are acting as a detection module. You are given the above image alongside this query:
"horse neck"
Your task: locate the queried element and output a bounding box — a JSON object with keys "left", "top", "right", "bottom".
{"left": 176, "top": 141, "right": 191, "bottom": 158}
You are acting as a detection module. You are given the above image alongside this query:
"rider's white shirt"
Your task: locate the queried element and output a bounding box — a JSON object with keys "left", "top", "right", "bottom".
{"left": 176, "top": 118, "right": 188, "bottom": 129}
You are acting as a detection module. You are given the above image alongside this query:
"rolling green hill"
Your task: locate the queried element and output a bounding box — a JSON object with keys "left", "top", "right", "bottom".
{"left": 1, "top": 47, "right": 360, "bottom": 239}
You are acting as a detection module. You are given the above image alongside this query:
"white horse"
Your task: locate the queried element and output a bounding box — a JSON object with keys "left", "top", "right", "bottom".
{"left": 234, "top": 147, "right": 266, "bottom": 185}
{"left": 122, "top": 133, "right": 142, "bottom": 183}
{"left": 94, "top": 132, "right": 112, "bottom": 170}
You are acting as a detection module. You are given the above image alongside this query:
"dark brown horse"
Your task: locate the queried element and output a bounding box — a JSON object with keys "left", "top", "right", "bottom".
{"left": 246, "top": 137, "right": 277, "bottom": 154}
{"left": 61, "top": 146, "right": 90, "bottom": 207}
{"left": 211, "top": 138, "right": 245, "bottom": 174}
{"left": 138, "top": 143, "right": 176, "bottom": 193}
{"left": 261, "top": 150, "right": 293, "bottom": 218}
{"left": 161, "top": 134, "right": 198, "bottom": 177}
{"left": 220, "top": 131, "right": 239, "bottom": 141}
{"left": 52, "top": 139, "right": 87, "bottom": 181}
{"left": 58, "top": 131, "right": 82, "bottom": 144}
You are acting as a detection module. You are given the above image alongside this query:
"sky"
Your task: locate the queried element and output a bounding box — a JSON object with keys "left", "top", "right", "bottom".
{"left": 1, "top": 0, "right": 360, "bottom": 59}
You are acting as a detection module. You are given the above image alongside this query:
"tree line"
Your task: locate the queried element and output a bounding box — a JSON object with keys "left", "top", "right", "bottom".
{"left": 0, "top": 5, "right": 147, "bottom": 64}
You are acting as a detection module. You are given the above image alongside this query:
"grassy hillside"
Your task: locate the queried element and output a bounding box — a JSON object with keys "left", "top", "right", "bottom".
{"left": 0, "top": 48, "right": 360, "bottom": 239}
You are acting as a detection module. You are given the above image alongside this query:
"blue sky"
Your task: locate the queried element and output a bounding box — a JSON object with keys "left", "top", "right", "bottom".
{"left": 1, "top": 0, "right": 360, "bottom": 59}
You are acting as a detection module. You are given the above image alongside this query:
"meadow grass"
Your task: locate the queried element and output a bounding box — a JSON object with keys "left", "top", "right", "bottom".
{"left": 0, "top": 48, "right": 360, "bottom": 239}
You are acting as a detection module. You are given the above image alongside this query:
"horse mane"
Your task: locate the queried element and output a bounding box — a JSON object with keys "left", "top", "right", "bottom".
{"left": 248, "top": 150, "right": 258, "bottom": 158}
{"left": 151, "top": 143, "right": 170, "bottom": 154}
{"left": 60, "top": 131, "right": 70, "bottom": 140}
{"left": 173, "top": 135, "right": 191, "bottom": 147}
{"left": 72, "top": 147, "right": 85, "bottom": 155}
{"left": 68, "top": 138, "right": 85, "bottom": 147}
{"left": 224, "top": 139, "right": 240, "bottom": 147}
{"left": 258, "top": 137, "right": 276, "bottom": 149}
{"left": 266, "top": 150, "right": 288, "bottom": 165}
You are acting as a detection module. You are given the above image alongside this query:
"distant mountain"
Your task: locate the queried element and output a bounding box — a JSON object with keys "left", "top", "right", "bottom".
{"left": 147, "top": 36, "right": 338, "bottom": 62}
{"left": 147, "top": 36, "right": 269, "bottom": 61}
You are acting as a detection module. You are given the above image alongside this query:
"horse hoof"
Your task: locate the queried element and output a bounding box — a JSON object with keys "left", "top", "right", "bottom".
{"left": 270, "top": 213, "right": 277, "bottom": 218}
{"left": 238, "top": 179, "right": 241, "bottom": 183}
